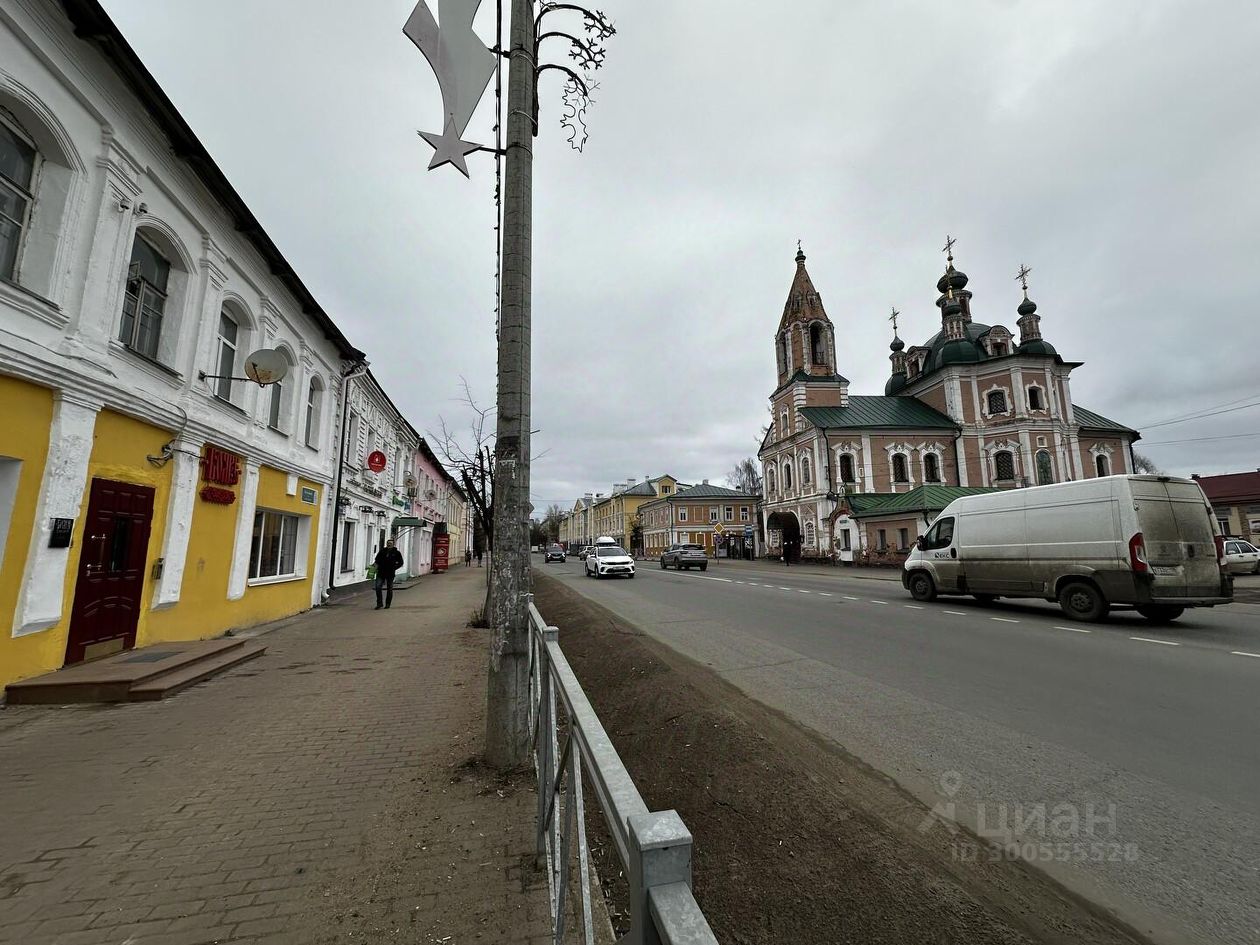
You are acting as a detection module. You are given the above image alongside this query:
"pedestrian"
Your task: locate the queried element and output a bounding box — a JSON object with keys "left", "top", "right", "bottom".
{"left": 783, "top": 541, "right": 791, "bottom": 566}
{"left": 373, "top": 539, "right": 404, "bottom": 610}
{"left": 464, "top": 548, "right": 472, "bottom": 568}
{"left": 476, "top": 548, "right": 483, "bottom": 567}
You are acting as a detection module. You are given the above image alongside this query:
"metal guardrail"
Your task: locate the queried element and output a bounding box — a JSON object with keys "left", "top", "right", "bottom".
{"left": 528, "top": 599, "right": 719, "bottom": 945}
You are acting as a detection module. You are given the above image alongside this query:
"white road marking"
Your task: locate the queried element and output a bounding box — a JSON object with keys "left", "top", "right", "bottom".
{"left": 869, "top": 600, "right": 888, "bottom": 605}
{"left": 819, "top": 592, "right": 833, "bottom": 597}
{"left": 842, "top": 596, "right": 860, "bottom": 600}
{"left": 1230, "top": 651, "right": 1260, "bottom": 659}
{"left": 944, "top": 611, "right": 967, "bottom": 616}
{"left": 779, "top": 586, "right": 793, "bottom": 591}
{"left": 797, "top": 589, "right": 811, "bottom": 594}
{"left": 734, "top": 580, "right": 745, "bottom": 584}
{"left": 905, "top": 604, "right": 924, "bottom": 610}
{"left": 1053, "top": 626, "right": 1092, "bottom": 633}
{"left": 991, "top": 617, "right": 1020, "bottom": 623}
{"left": 1130, "top": 637, "right": 1180, "bottom": 646}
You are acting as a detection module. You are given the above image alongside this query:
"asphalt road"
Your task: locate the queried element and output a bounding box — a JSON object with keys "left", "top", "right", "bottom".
{"left": 539, "top": 556, "right": 1260, "bottom": 945}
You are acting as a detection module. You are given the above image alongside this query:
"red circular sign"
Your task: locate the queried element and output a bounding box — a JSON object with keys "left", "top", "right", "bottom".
{"left": 367, "top": 450, "right": 387, "bottom": 473}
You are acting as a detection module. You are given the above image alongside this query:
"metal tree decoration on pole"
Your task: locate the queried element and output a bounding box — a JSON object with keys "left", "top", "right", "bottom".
{"left": 404, "top": 0, "right": 614, "bottom": 769}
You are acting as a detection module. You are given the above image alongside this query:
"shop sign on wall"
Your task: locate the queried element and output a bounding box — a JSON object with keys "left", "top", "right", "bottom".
{"left": 200, "top": 445, "right": 240, "bottom": 504}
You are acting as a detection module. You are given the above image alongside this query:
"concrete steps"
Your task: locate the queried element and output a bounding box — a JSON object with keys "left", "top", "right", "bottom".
{"left": 5, "top": 638, "right": 267, "bottom": 705}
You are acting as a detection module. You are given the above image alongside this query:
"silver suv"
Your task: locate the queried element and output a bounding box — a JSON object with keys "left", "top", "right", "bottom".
{"left": 660, "top": 543, "right": 708, "bottom": 571}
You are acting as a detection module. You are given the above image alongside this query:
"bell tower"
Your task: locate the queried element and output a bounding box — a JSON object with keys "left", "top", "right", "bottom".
{"left": 775, "top": 244, "right": 838, "bottom": 384}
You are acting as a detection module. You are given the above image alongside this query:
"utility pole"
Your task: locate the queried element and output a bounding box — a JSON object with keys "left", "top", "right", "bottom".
{"left": 486, "top": 0, "right": 535, "bottom": 768}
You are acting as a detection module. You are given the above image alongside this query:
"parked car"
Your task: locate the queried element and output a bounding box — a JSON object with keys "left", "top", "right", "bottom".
{"left": 902, "top": 475, "right": 1233, "bottom": 622}
{"left": 1224, "top": 538, "right": 1260, "bottom": 574}
{"left": 576, "top": 545, "right": 593, "bottom": 560}
{"left": 660, "top": 543, "right": 708, "bottom": 571}
{"left": 585, "top": 542, "right": 635, "bottom": 579}
{"left": 544, "top": 544, "right": 566, "bottom": 563}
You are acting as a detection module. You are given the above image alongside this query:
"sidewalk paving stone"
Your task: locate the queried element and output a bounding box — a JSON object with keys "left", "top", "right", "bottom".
{"left": 0, "top": 568, "right": 551, "bottom": 944}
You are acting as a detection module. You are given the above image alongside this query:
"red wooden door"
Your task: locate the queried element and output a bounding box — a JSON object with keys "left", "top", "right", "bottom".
{"left": 65, "top": 478, "right": 155, "bottom": 664}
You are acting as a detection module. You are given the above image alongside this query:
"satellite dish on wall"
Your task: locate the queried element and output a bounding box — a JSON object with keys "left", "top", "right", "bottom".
{"left": 243, "top": 349, "right": 288, "bottom": 386}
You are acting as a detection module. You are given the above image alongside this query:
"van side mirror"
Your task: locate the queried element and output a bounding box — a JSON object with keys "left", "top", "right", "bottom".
{"left": 915, "top": 536, "right": 925, "bottom": 551}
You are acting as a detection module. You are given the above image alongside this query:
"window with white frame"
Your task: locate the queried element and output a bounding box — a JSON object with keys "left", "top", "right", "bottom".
{"left": 892, "top": 453, "right": 909, "bottom": 483}
{"left": 994, "top": 450, "right": 1016, "bottom": 481}
{"left": 801, "top": 455, "right": 812, "bottom": 485}
{"left": 340, "top": 521, "right": 355, "bottom": 572}
{"left": 346, "top": 410, "right": 360, "bottom": 465}
{"left": 1027, "top": 386, "right": 1044, "bottom": 411}
{"left": 986, "top": 389, "right": 1008, "bottom": 415}
{"left": 724, "top": 506, "right": 734, "bottom": 522}
{"left": 783, "top": 461, "right": 793, "bottom": 489}
{"left": 119, "top": 235, "right": 171, "bottom": 360}
{"left": 214, "top": 311, "right": 238, "bottom": 401}
{"left": 268, "top": 376, "right": 285, "bottom": 431}
{"left": 678, "top": 507, "right": 687, "bottom": 522}
{"left": 1036, "top": 449, "right": 1054, "bottom": 486}
{"left": 709, "top": 507, "right": 718, "bottom": 522}
{"left": 780, "top": 409, "right": 789, "bottom": 439}
{"left": 1095, "top": 453, "right": 1110, "bottom": 477}
{"left": 0, "top": 116, "right": 37, "bottom": 283}
{"left": 898, "top": 527, "right": 909, "bottom": 550}
{"left": 839, "top": 453, "right": 856, "bottom": 483}
{"left": 924, "top": 452, "right": 941, "bottom": 483}
{"left": 740, "top": 506, "right": 749, "bottom": 522}
{"left": 305, "top": 377, "right": 323, "bottom": 448}
{"left": 250, "top": 510, "right": 301, "bottom": 580}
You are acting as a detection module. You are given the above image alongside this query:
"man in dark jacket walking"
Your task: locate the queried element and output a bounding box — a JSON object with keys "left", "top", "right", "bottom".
{"left": 374, "top": 540, "right": 404, "bottom": 610}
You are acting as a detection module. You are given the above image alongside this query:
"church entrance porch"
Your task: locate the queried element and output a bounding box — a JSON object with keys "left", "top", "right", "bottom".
{"left": 765, "top": 510, "right": 802, "bottom": 563}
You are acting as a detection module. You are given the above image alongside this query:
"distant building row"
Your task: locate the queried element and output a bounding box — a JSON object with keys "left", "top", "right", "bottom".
{"left": 558, "top": 475, "right": 761, "bottom": 559}
{"left": 0, "top": 2, "right": 466, "bottom": 688}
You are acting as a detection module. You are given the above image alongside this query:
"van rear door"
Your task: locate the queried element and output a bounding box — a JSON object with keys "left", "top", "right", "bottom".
{"left": 1130, "top": 479, "right": 1220, "bottom": 598}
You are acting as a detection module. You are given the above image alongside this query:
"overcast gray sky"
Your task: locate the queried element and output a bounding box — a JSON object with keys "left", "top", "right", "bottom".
{"left": 100, "top": 0, "right": 1260, "bottom": 510}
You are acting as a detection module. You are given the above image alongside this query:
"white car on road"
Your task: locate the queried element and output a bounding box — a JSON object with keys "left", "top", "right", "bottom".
{"left": 1224, "top": 539, "right": 1260, "bottom": 575}
{"left": 585, "top": 539, "right": 635, "bottom": 579}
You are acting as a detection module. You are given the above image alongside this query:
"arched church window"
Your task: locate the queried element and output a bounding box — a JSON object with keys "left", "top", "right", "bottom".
{"left": 839, "top": 453, "right": 856, "bottom": 484}
{"left": 994, "top": 451, "right": 1015, "bottom": 481}
{"left": 986, "top": 390, "right": 1008, "bottom": 415}
{"left": 924, "top": 453, "right": 941, "bottom": 483}
{"left": 892, "top": 453, "right": 909, "bottom": 484}
{"left": 1027, "top": 386, "right": 1044, "bottom": 411}
{"left": 1095, "top": 453, "right": 1110, "bottom": 477}
{"left": 1036, "top": 449, "right": 1054, "bottom": 486}
{"left": 0, "top": 116, "right": 37, "bottom": 281}
{"left": 777, "top": 333, "right": 787, "bottom": 374}
{"left": 801, "top": 455, "right": 812, "bottom": 485}
{"left": 783, "top": 460, "right": 793, "bottom": 489}
{"left": 810, "top": 323, "right": 825, "bottom": 365}
{"left": 766, "top": 466, "right": 776, "bottom": 495}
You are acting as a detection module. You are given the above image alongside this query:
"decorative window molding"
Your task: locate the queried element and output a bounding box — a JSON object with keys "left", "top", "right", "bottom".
{"left": 983, "top": 384, "right": 1012, "bottom": 418}
{"left": 1026, "top": 385, "right": 1046, "bottom": 412}
{"left": 1089, "top": 443, "right": 1115, "bottom": 478}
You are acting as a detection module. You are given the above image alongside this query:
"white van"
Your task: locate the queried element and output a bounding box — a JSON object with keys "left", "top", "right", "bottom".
{"left": 902, "top": 475, "right": 1232, "bottom": 622}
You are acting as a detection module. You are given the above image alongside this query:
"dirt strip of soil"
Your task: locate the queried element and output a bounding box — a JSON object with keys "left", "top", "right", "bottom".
{"left": 533, "top": 574, "right": 1153, "bottom": 945}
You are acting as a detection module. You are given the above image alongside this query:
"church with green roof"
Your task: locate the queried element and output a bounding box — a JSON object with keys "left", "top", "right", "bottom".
{"left": 757, "top": 242, "right": 1140, "bottom": 562}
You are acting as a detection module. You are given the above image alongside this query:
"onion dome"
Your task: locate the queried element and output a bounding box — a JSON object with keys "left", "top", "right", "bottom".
{"left": 936, "top": 267, "right": 969, "bottom": 293}
{"left": 938, "top": 337, "right": 981, "bottom": 364}
{"left": 890, "top": 335, "right": 905, "bottom": 352}
{"left": 1018, "top": 296, "right": 1038, "bottom": 317}
{"left": 885, "top": 372, "right": 907, "bottom": 395}
{"left": 1017, "top": 338, "right": 1057, "bottom": 357}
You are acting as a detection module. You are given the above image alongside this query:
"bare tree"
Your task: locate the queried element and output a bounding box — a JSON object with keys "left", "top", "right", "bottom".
{"left": 542, "top": 503, "right": 565, "bottom": 542}
{"left": 726, "top": 456, "right": 763, "bottom": 495}
{"left": 1132, "top": 451, "right": 1162, "bottom": 475}
{"left": 430, "top": 378, "right": 496, "bottom": 614}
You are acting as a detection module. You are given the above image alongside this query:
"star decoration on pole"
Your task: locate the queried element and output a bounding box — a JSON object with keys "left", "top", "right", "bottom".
{"left": 417, "top": 118, "right": 484, "bottom": 177}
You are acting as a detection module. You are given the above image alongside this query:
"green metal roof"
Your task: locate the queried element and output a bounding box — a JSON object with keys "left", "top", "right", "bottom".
{"left": 620, "top": 481, "right": 659, "bottom": 496}
{"left": 799, "top": 396, "right": 959, "bottom": 431}
{"left": 673, "top": 483, "right": 758, "bottom": 499}
{"left": 1074, "top": 405, "right": 1139, "bottom": 436}
{"left": 843, "top": 485, "right": 999, "bottom": 518}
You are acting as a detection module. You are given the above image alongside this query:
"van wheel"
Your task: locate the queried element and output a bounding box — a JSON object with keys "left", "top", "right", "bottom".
{"left": 1058, "top": 582, "right": 1109, "bottom": 622}
{"left": 908, "top": 572, "right": 936, "bottom": 602}
{"left": 1136, "top": 605, "right": 1184, "bottom": 623}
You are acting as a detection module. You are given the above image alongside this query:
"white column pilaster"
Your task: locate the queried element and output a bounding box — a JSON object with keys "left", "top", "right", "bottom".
{"left": 150, "top": 438, "right": 203, "bottom": 610}
{"left": 13, "top": 392, "right": 101, "bottom": 636}
{"left": 227, "top": 459, "right": 261, "bottom": 600}
{"left": 861, "top": 434, "right": 874, "bottom": 492}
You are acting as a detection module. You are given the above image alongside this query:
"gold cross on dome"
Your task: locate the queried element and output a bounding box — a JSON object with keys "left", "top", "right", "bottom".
{"left": 888, "top": 306, "right": 900, "bottom": 334}
{"left": 942, "top": 234, "right": 957, "bottom": 259}
{"left": 1015, "top": 263, "right": 1032, "bottom": 294}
